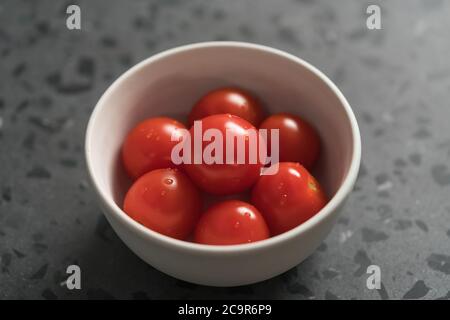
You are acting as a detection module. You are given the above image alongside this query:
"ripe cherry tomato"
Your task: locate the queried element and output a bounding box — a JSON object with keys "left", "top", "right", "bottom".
{"left": 259, "top": 113, "right": 320, "bottom": 169}
{"left": 194, "top": 200, "right": 270, "bottom": 245}
{"left": 123, "top": 168, "right": 201, "bottom": 240}
{"left": 122, "top": 117, "right": 186, "bottom": 180}
{"left": 251, "top": 162, "right": 327, "bottom": 235}
{"left": 188, "top": 88, "right": 264, "bottom": 127}
{"left": 183, "top": 114, "right": 264, "bottom": 195}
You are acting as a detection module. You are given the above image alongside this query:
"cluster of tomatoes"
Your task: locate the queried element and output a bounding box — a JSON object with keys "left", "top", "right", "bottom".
{"left": 121, "top": 88, "right": 327, "bottom": 245}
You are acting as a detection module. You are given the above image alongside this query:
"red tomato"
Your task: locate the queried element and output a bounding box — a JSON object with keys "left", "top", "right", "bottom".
{"left": 251, "top": 162, "right": 327, "bottom": 235}
{"left": 122, "top": 117, "right": 186, "bottom": 180}
{"left": 188, "top": 88, "right": 264, "bottom": 127}
{"left": 259, "top": 113, "right": 320, "bottom": 169}
{"left": 183, "top": 114, "right": 264, "bottom": 195}
{"left": 123, "top": 168, "right": 201, "bottom": 240}
{"left": 194, "top": 200, "right": 270, "bottom": 245}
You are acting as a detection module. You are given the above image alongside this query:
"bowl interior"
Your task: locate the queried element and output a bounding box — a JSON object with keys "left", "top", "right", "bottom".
{"left": 87, "top": 43, "right": 355, "bottom": 220}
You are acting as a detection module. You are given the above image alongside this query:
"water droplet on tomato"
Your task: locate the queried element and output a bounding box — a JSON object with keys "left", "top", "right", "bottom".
{"left": 280, "top": 194, "right": 288, "bottom": 205}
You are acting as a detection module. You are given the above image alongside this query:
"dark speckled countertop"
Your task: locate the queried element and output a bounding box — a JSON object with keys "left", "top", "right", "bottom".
{"left": 0, "top": 0, "right": 449, "bottom": 300}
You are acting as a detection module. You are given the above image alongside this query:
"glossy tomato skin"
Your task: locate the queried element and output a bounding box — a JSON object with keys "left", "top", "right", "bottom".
{"left": 194, "top": 200, "right": 270, "bottom": 245}
{"left": 188, "top": 88, "right": 264, "bottom": 127}
{"left": 251, "top": 162, "right": 327, "bottom": 236}
{"left": 123, "top": 168, "right": 201, "bottom": 240}
{"left": 122, "top": 117, "right": 186, "bottom": 180}
{"left": 259, "top": 113, "right": 320, "bottom": 169}
{"left": 183, "top": 114, "right": 264, "bottom": 195}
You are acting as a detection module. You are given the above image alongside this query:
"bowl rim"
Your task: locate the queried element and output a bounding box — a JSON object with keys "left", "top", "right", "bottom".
{"left": 85, "top": 41, "right": 361, "bottom": 255}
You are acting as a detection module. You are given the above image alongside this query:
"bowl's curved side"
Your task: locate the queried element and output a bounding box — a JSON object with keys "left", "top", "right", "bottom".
{"left": 99, "top": 190, "right": 345, "bottom": 286}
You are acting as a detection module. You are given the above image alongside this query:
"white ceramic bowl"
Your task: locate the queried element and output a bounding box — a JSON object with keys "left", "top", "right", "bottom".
{"left": 85, "top": 42, "right": 361, "bottom": 287}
